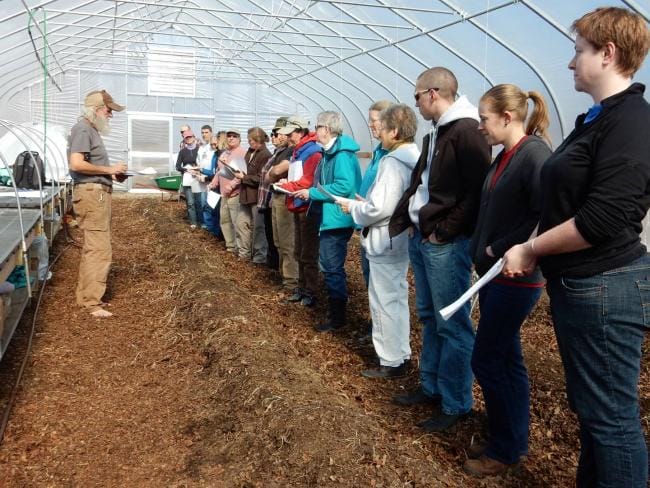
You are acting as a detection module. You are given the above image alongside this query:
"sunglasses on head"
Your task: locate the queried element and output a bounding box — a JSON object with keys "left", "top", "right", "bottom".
{"left": 414, "top": 87, "right": 439, "bottom": 102}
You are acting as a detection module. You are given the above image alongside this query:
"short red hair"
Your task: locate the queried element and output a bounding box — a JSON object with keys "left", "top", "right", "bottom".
{"left": 572, "top": 7, "right": 650, "bottom": 77}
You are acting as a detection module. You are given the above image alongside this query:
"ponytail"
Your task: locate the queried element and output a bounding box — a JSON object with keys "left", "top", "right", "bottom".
{"left": 526, "top": 91, "right": 551, "bottom": 146}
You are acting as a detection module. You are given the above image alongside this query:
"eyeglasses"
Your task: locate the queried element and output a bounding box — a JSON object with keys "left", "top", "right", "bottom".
{"left": 226, "top": 134, "right": 240, "bottom": 138}
{"left": 414, "top": 87, "right": 439, "bottom": 102}
{"left": 315, "top": 124, "right": 327, "bottom": 130}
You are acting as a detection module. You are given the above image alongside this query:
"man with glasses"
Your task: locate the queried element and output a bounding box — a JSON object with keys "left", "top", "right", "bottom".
{"left": 388, "top": 67, "right": 490, "bottom": 431}
{"left": 68, "top": 90, "right": 127, "bottom": 317}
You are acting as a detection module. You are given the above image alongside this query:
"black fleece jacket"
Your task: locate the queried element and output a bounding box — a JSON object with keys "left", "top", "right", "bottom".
{"left": 389, "top": 118, "right": 490, "bottom": 241}
{"left": 539, "top": 83, "right": 650, "bottom": 278}
{"left": 469, "top": 135, "right": 551, "bottom": 283}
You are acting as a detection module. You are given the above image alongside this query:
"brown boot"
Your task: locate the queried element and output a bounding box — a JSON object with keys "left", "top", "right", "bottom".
{"left": 463, "top": 455, "right": 517, "bottom": 477}
{"left": 466, "top": 439, "right": 487, "bottom": 459}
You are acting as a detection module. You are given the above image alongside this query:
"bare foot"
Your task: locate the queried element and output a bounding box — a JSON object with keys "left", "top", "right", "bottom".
{"left": 90, "top": 308, "right": 113, "bottom": 318}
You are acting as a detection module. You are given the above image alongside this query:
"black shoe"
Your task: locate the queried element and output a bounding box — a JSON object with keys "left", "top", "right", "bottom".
{"left": 417, "top": 411, "right": 471, "bottom": 432}
{"left": 300, "top": 295, "right": 316, "bottom": 307}
{"left": 314, "top": 297, "right": 347, "bottom": 332}
{"left": 314, "top": 320, "right": 343, "bottom": 333}
{"left": 285, "top": 288, "right": 302, "bottom": 303}
{"left": 361, "top": 363, "right": 408, "bottom": 379}
{"left": 393, "top": 387, "right": 441, "bottom": 407}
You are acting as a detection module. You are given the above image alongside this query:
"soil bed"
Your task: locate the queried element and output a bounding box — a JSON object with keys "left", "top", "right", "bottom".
{"left": 0, "top": 195, "right": 647, "bottom": 487}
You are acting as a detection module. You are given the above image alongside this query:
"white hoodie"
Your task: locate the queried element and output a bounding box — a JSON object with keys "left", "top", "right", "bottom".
{"left": 408, "top": 95, "right": 480, "bottom": 227}
{"left": 349, "top": 142, "right": 420, "bottom": 263}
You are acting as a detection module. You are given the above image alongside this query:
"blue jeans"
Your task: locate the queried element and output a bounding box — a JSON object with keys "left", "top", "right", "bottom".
{"left": 183, "top": 187, "right": 202, "bottom": 226}
{"left": 408, "top": 230, "right": 474, "bottom": 415}
{"left": 319, "top": 227, "right": 353, "bottom": 300}
{"left": 473, "top": 281, "right": 542, "bottom": 464}
{"left": 199, "top": 191, "right": 221, "bottom": 237}
{"left": 547, "top": 254, "right": 650, "bottom": 488}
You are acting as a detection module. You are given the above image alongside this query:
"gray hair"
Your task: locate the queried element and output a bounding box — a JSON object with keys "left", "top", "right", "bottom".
{"left": 381, "top": 104, "right": 418, "bottom": 143}
{"left": 316, "top": 111, "right": 343, "bottom": 135}
{"left": 370, "top": 100, "right": 393, "bottom": 112}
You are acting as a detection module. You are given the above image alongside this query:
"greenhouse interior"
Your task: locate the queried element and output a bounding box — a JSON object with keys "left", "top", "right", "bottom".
{"left": 0, "top": 0, "right": 648, "bottom": 486}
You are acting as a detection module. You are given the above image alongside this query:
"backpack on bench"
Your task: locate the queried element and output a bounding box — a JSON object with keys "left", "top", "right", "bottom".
{"left": 13, "top": 151, "right": 45, "bottom": 189}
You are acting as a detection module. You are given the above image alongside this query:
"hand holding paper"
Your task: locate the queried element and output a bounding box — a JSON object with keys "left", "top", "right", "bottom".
{"left": 439, "top": 259, "right": 504, "bottom": 321}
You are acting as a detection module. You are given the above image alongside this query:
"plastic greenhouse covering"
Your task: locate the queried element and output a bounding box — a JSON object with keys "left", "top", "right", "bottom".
{"left": 0, "top": 0, "right": 647, "bottom": 189}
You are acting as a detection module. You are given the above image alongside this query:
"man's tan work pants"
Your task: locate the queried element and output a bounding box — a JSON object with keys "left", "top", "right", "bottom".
{"left": 72, "top": 183, "right": 112, "bottom": 310}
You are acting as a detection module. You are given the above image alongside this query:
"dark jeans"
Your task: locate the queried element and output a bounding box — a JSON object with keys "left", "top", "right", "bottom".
{"left": 183, "top": 187, "right": 203, "bottom": 226}
{"left": 319, "top": 227, "right": 354, "bottom": 300}
{"left": 472, "top": 281, "right": 542, "bottom": 464}
{"left": 360, "top": 245, "right": 370, "bottom": 289}
{"left": 294, "top": 212, "right": 320, "bottom": 296}
{"left": 200, "top": 191, "right": 221, "bottom": 237}
{"left": 547, "top": 253, "right": 650, "bottom": 488}
{"left": 261, "top": 208, "right": 278, "bottom": 269}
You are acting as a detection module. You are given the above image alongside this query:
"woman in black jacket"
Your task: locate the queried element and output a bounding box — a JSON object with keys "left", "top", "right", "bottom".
{"left": 504, "top": 7, "right": 650, "bottom": 487}
{"left": 464, "top": 84, "right": 551, "bottom": 477}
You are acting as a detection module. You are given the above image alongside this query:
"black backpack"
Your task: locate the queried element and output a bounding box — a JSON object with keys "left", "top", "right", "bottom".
{"left": 13, "top": 151, "right": 45, "bottom": 189}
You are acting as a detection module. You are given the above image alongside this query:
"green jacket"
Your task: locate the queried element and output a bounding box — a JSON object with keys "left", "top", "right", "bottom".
{"left": 309, "top": 134, "right": 361, "bottom": 231}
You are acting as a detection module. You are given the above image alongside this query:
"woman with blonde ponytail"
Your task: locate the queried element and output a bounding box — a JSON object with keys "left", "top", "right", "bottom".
{"left": 464, "top": 83, "right": 552, "bottom": 477}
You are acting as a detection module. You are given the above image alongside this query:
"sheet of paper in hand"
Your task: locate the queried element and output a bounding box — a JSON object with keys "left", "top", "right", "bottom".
{"left": 288, "top": 160, "right": 303, "bottom": 181}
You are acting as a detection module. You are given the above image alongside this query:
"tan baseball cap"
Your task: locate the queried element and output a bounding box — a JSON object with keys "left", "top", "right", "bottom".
{"left": 84, "top": 89, "right": 126, "bottom": 112}
{"left": 278, "top": 115, "right": 309, "bottom": 135}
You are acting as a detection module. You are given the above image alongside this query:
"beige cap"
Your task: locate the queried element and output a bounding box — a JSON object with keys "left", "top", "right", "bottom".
{"left": 84, "top": 89, "right": 125, "bottom": 111}
{"left": 278, "top": 115, "right": 309, "bottom": 135}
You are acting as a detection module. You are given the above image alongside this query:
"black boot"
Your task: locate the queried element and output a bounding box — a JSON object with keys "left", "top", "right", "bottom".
{"left": 315, "top": 297, "right": 347, "bottom": 332}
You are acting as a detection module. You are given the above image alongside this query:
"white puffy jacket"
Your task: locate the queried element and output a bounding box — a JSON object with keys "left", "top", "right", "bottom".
{"left": 349, "top": 143, "right": 420, "bottom": 263}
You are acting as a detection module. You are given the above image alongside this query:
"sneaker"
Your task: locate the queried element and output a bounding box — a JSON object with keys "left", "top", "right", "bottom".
{"left": 300, "top": 295, "right": 316, "bottom": 307}
{"left": 361, "top": 363, "right": 408, "bottom": 379}
{"left": 417, "top": 411, "right": 471, "bottom": 432}
{"left": 463, "top": 455, "right": 518, "bottom": 477}
{"left": 190, "top": 224, "right": 197, "bottom": 230}
{"left": 392, "top": 387, "right": 441, "bottom": 407}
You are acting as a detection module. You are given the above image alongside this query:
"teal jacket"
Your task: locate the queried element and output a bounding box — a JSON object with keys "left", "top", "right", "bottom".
{"left": 308, "top": 134, "right": 361, "bottom": 231}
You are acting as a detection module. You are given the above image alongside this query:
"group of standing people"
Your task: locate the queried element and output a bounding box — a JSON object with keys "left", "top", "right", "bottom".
{"left": 68, "top": 6, "right": 649, "bottom": 486}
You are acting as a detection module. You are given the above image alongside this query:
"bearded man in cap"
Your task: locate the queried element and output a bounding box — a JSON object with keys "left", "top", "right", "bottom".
{"left": 68, "top": 89, "right": 127, "bottom": 318}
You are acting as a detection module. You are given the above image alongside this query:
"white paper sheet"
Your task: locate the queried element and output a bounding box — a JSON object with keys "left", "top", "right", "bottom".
{"left": 206, "top": 190, "right": 221, "bottom": 209}
{"left": 124, "top": 166, "right": 158, "bottom": 176}
{"left": 316, "top": 183, "right": 341, "bottom": 202}
{"left": 228, "top": 157, "right": 247, "bottom": 173}
{"left": 439, "top": 259, "right": 505, "bottom": 321}
{"left": 271, "top": 184, "right": 293, "bottom": 195}
{"left": 182, "top": 171, "right": 195, "bottom": 186}
{"left": 288, "top": 160, "right": 303, "bottom": 181}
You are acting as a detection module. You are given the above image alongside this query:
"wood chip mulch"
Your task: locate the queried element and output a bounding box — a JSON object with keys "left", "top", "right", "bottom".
{"left": 0, "top": 195, "right": 647, "bottom": 487}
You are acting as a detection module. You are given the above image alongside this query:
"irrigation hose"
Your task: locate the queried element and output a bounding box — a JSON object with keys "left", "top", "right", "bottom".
{"left": 0, "top": 242, "right": 72, "bottom": 445}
